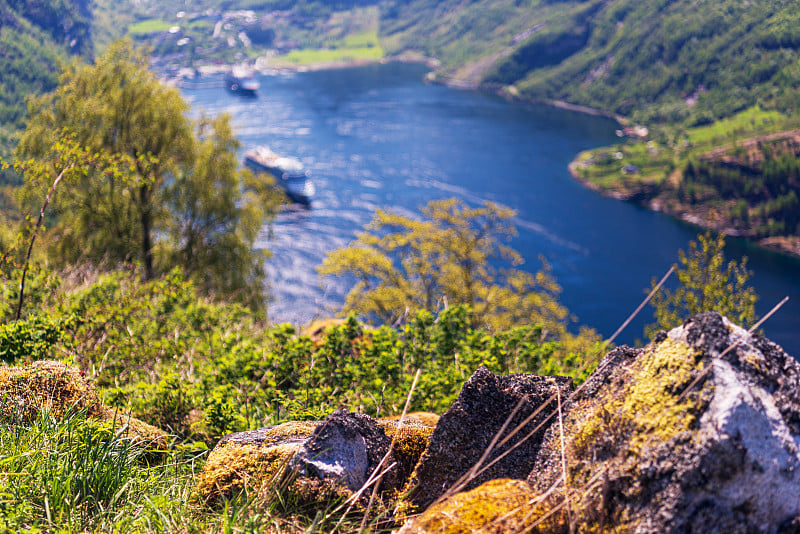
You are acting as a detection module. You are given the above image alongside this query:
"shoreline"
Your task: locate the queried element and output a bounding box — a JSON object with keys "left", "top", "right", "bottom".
{"left": 567, "top": 161, "right": 800, "bottom": 260}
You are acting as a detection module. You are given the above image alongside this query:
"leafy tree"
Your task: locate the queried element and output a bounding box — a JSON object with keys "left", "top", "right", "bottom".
{"left": 319, "top": 198, "right": 571, "bottom": 334}
{"left": 14, "top": 40, "right": 280, "bottom": 312}
{"left": 647, "top": 231, "right": 758, "bottom": 337}
{"left": 160, "top": 114, "right": 282, "bottom": 311}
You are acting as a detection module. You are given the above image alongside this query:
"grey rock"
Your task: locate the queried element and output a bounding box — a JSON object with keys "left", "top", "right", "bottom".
{"left": 294, "top": 410, "right": 402, "bottom": 493}
{"left": 529, "top": 312, "right": 800, "bottom": 534}
{"left": 403, "top": 366, "right": 573, "bottom": 513}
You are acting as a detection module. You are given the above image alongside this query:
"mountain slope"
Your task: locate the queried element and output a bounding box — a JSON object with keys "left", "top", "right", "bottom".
{"left": 0, "top": 0, "right": 91, "bottom": 153}
{"left": 382, "top": 0, "right": 800, "bottom": 125}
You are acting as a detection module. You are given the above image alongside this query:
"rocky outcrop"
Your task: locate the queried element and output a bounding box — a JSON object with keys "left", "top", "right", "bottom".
{"left": 526, "top": 312, "right": 800, "bottom": 532}
{"left": 398, "top": 313, "right": 800, "bottom": 533}
{"left": 196, "top": 410, "right": 435, "bottom": 504}
{"left": 400, "top": 366, "right": 573, "bottom": 515}
{"left": 295, "top": 410, "right": 402, "bottom": 493}
{"left": 0, "top": 360, "right": 169, "bottom": 450}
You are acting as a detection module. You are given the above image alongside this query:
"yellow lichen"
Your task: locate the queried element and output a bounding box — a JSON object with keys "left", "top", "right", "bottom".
{"left": 398, "top": 478, "right": 563, "bottom": 534}
{"left": 384, "top": 412, "right": 440, "bottom": 428}
{"left": 379, "top": 419, "right": 435, "bottom": 483}
{"left": 574, "top": 337, "right": 705, "bottom": 458}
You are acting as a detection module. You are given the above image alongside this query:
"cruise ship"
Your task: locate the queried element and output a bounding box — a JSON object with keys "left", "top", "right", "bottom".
{"left": 243, "top": 146, "right": 315, "bottom": 205}
{"left": 225, "top": 66, "right": 260, "bottom": 96}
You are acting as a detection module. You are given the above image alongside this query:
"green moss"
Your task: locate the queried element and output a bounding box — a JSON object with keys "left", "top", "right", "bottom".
{"left": 194, "top": 421, "right": 320, "bottom": 502}
{"left": 379, "top": 419, "right": 435, "bottom": 485}
{"left": 0, "top": 360, "right": 101, "bottom": 421}
{"left": 0, "top": 360, "right": 169, "bottom": 450}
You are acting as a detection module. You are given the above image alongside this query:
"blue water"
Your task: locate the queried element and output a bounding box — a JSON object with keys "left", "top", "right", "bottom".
{"left": 181, "top": 63, "right": 800, "bottom": 356}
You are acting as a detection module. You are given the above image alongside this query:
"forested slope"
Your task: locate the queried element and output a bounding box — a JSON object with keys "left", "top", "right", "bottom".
{"left": 0, "top": 0, "right": 91, "bottom": 153}
{"left": 379, "top": 0, "right": 800, "bottom": 126}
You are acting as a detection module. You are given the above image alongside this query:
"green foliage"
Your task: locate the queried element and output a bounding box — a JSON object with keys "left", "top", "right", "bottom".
{"left": 0, "top": 315, "right": 65, "bottom": 363}
{"left": 319, "top": 198, "right": 570, "bottom": 334}
{"left": 0, "top": 264, "right": 595, "bottom": 444}
{"left": 647, "top": 231, "right": 758, "bottom": 337}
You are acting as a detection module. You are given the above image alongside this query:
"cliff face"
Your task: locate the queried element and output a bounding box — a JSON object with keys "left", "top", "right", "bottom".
{"left": 3, "top": 0, "right": 92, "bottom": 56}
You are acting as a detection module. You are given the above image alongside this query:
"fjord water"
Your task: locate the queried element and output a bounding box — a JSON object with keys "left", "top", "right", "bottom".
{"left": 182, "top": 63, "right": 800, "bottom": 355}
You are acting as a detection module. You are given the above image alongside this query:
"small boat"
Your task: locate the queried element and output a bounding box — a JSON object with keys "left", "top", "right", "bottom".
{"left": 225, "top": 66, "right": 259, "bottom": 96}
{"left": 243, "top": 146, "right": 315, "bottom": 205}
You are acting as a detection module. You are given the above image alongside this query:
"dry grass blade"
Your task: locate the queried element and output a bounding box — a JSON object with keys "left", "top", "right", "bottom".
{"left": 556, "top": 386, "right": 572, "bottom": 533}
{"left": 434, "top": 394, "right": 529, "bottom": 505}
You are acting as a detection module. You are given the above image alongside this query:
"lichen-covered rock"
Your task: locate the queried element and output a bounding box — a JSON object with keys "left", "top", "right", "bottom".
{"left": 196, "top": 411, "right": 435, "bottom": 504}
{"left": 400, "top": 366, "right": 573, "bottom": 515}
{"left": 0, "top": 360, "right": 169, "bottom": 449}
{"left": 378, "top": 419, "right": 435, "bottom": 484}
{"left": 529, "top": 312, "right": 800, "bottom": 533}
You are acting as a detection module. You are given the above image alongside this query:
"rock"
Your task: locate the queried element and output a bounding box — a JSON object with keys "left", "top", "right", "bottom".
{"left": 383, "top": 411, "right": 440, "bottom": 428}
{"left": 294, "top": 410, "right": 402, "bottom": 493}
{"left": 378, "top": 419, "right": 436, "bottom": 484}
{"left": 196, "top": 411, "right": 434, "bottom": 504}
{"left": 528, "top": 312, "right": 800, "bottom": 533}
{"left": 400, "top": 366, "right": 573, "bottom": 515}
{"left": 0, "top": 360, "right": 169, "bottom": 450}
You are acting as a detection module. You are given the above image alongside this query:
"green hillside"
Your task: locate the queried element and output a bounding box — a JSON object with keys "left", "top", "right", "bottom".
{"left": 0, "top": 0, "right": 92, "bottom": 153}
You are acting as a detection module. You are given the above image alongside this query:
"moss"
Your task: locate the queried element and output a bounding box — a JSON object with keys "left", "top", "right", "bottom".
{"left": 260, "top": 420, "right": 319, "bottom": 443}
{"left": 0, "top": 360, "right": 100, "bottom": 421}
{"left": 195, "top": 441, "right": 301, "bottom": 502}
{"left": 98, "top": 407, "right": 171, "bottom": 450}
{"left": 574, "top": 338, "right": 704, "bottom": 457}
{"left": 384, "top": 411, "right": 440, "bottom": 427}
{"left": 378, "top": 419, "right": 435, "bottom": 484}
{"left": 399, "top": 478, "right": 565, "bottom": 534}
{"left": 195, "top": 420, "right": 320, "bottom": 502}
{"left": 0, "top": 360, "right": 170, "bottom": 451}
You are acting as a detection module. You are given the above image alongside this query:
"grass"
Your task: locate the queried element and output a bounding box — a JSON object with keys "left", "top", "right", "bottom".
{"left": 573, "top": 106, "right": 800, "bottom": 192}
{"left": 277, "top": 46, "right": 385, "bottom": 66}
{"left": 127, "top": 19, "right": 174, "bottom": 36}
{"left": 686, "top": 106, "right": 789, "bottom": 146}
{"left": 0, "top": 406, "right": 387, "bottom": 533}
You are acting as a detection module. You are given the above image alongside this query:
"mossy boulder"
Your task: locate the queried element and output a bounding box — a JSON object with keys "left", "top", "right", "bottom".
{"left": 399, "top": 366, "right": 573, "bottom": 516}
{"left": 528, "top": 312, "right": 800, "bottom": 533}
{"left": 195, "top": 420, "right": 318, "bottom": 502}
{"left": 0, "top": 360, "right": 169, "bottom": 449}
{"left": 196, "top": 411, "right": 435, "bottom": 504}
{"left": 0, "top": 360, "right": 99, "bottom": 421}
